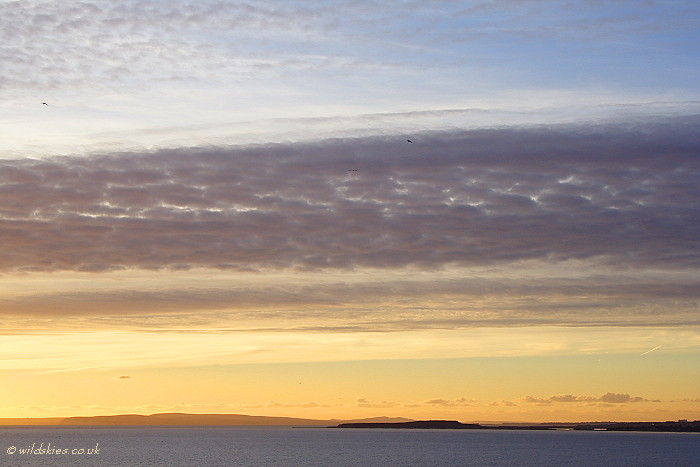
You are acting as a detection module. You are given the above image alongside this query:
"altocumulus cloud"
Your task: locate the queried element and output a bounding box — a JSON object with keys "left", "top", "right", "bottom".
{"left": 522, "top": 393, "right": 660, "bottom": 405}
{"left": 0, "top": 0, "right": 333, "bottom": 94}
{"left": 1, "top": 117, "right": 698, "bottom": 273}
{"left": 423, "top": 398, "right": 476, "bottom": 407}
{"left": 4, "top": 0, "right": 696, "bottom": 98}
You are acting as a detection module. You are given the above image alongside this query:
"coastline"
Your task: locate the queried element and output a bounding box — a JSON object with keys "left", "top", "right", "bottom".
{"left": 1, "top": 414, "right": 698, "bottom": 432}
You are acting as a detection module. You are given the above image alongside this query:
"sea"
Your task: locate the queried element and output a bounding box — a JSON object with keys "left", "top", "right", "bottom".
{"left": 1, "top": 426, "right": 698, "bottom": 466}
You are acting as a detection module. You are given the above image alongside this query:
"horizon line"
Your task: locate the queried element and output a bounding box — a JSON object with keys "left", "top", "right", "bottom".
{"left": 0, "top": 412, "right": 695, "bottom": 427}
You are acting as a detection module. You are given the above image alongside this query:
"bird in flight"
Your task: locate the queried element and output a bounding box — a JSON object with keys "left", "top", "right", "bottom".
{"left": 407, "top": 139, "right": 413, "bottom": 143}
{"left": 42, "top": 102, "right": 48, "bottom": 105}
{"left": 348, "top": 169, "right": 358, "bottom": 172}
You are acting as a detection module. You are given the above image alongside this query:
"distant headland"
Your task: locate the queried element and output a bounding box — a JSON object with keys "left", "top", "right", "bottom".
{"left": 336, "top": 419, "right": 700, "bottom": 433}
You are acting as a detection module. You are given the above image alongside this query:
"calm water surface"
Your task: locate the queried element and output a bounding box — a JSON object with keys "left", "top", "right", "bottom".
{"left": 1, "top": 426, "right": 698, "bottom": 466}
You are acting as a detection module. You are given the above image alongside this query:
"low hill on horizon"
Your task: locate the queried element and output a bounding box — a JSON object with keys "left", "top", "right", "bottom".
{"left": 0, "top": 413, "right": 413, "bottom": 426}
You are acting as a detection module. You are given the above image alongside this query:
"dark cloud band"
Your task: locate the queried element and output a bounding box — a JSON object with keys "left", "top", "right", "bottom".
{"left": 1, "top": 117, "right": 698, "bottom": 273}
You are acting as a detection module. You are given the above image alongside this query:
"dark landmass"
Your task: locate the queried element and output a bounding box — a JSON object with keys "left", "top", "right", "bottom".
{"left": 339, "top": 420, "right": 484, "bottom": 429}
{"left": 0, "top": 418, "right": 66, "bottom": 426}
{"left": 337, "top": 419, "right": 700, "bottom": 433}
{"left": 60, "top": 413, "right": 329, "bottom": 426}
{"left": 0, "top": 413, "right": 411, "bottom": 427}
{"left": 571, "top": 421, "right": 700, "bottom": 432}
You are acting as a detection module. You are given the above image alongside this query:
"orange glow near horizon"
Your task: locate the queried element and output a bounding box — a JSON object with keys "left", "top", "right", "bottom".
{"left": 1, "top": 281, "right": 699, "bottom": 422}
{"left": 1, "top": 264, "right": 700, "bottom": 423}
{"left": 2, "top": 353, "right": 699, "bottom": 422}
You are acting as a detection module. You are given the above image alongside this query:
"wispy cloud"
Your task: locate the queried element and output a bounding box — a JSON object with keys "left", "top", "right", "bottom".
{"left": 1, "top": 272, "right": 699, "bottom": 330}
{"left": 2, "top": 323, "right": 697, "bottom": 372}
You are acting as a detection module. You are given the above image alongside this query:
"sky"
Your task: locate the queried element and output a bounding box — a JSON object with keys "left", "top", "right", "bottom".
{"left": 1, "top": 0, "right": 699, "bottom": 423}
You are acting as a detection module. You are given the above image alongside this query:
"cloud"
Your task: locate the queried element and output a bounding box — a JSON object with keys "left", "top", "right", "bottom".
{"left": 0, "top": 0, "right": 334, "bottom": 94}
{"left": 3, "top": 0, "right": 698, "bottom": 159}
{"left": 355, "top": 398, "right": 399, "bottom": 409}
{"left": 264, "top": 401, "right": 326, "bottom": 409}
{"left": 522, "top": 393, "right": 659, "bottom": 405}
{"left": 423, "top": 398, "right": 475, "bottom": 407}
{"left": 0, "top": 0, "right": 493, "bottom": 109}
{"left": 1, "top": 326, "right": 696, "bottom": 371}
{"left": 4, "top": 0, "right": 697, "bottom": 113}
{"left": 598, "top": 393, "right": 651, "bottom": 404}
{"left": 549, "top": 394, "right": 592, "bottom": 403}
{"left": 521, "top": 396, "right": 552, "bottom": 405}
{"left": 0, "top": 117, "right": 698, "bottom": 274}
{"left": 455, "top": 0, "right": 696, "bottom": 41}
{"left": 3, "top": 271, "right": 698, "bottom": 327}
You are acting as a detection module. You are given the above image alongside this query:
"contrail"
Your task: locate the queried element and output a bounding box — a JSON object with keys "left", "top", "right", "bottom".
{"left": 640, "top": 345, "right": 662, "bottom": 356}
